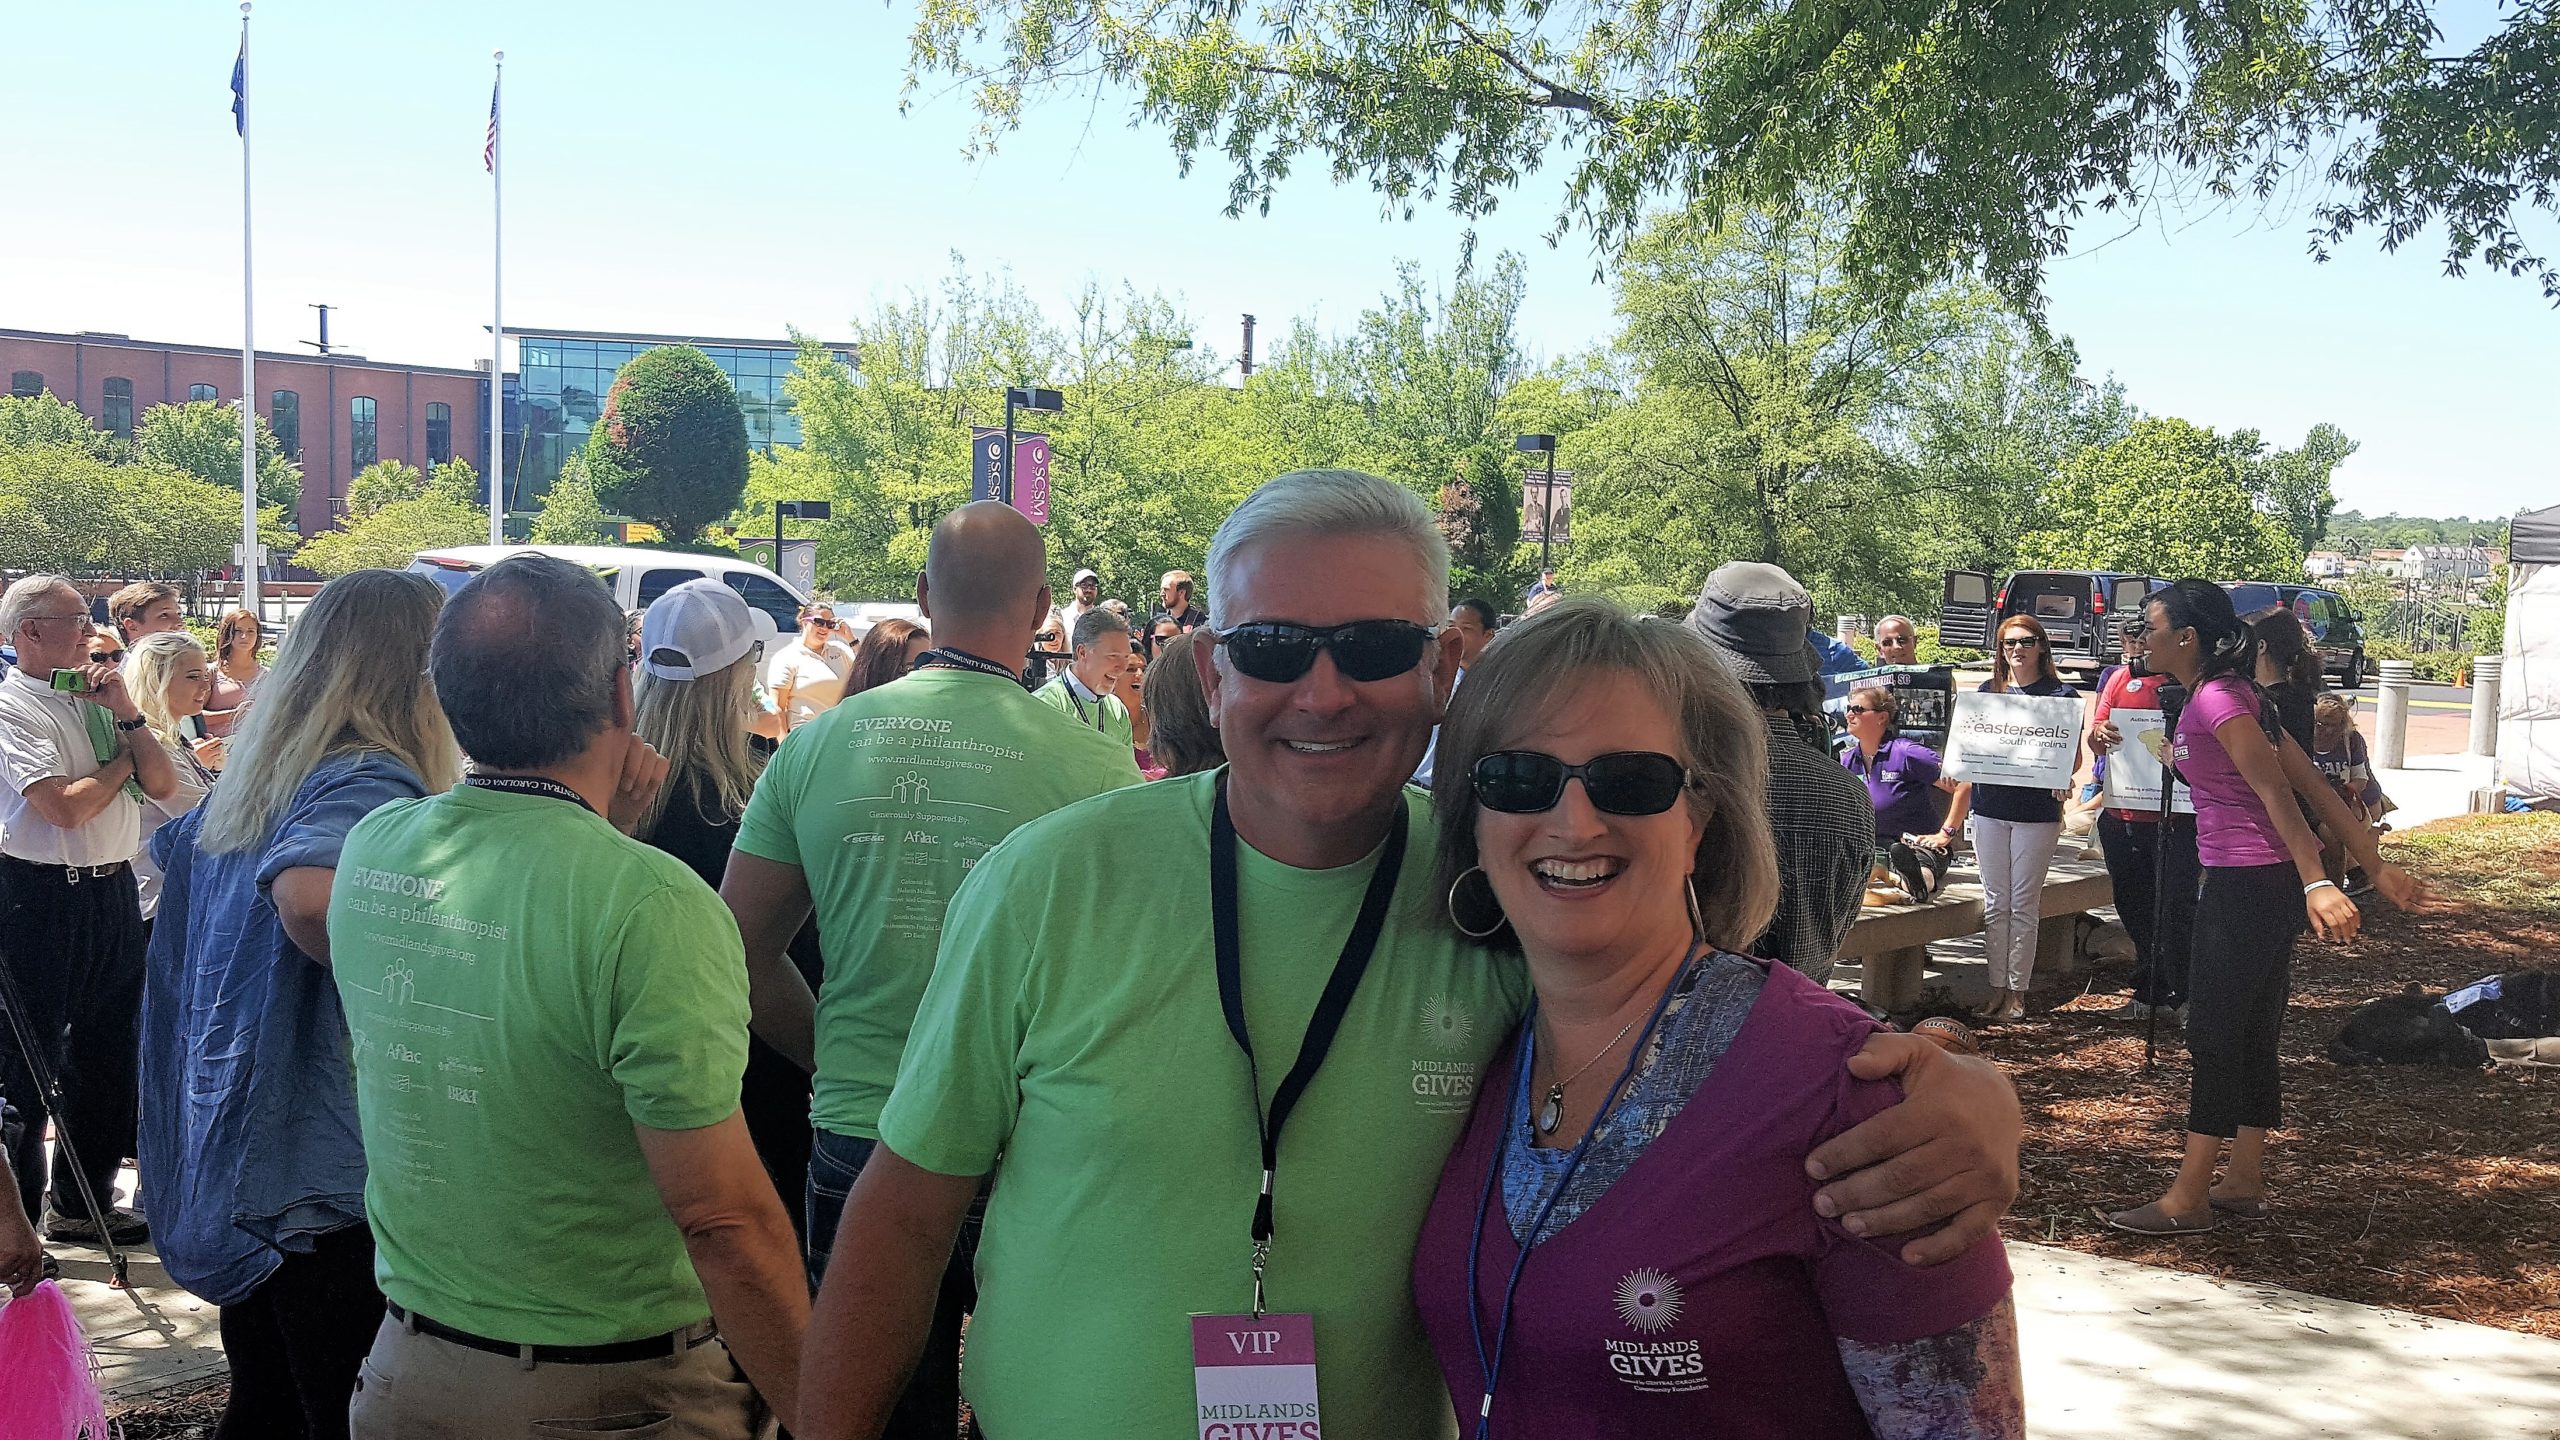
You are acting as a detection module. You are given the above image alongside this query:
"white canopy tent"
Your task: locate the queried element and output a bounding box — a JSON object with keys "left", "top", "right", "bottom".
{"left": 2502, "top": 503, "right": 2560, "bottom": 800}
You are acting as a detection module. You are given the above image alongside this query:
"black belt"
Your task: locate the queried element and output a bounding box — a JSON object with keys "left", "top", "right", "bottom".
{"left": 0, "top": 855, "right": 129, "bottom": 883}
{"left": 385, "top": 1301, "right": 716, "bottom": 1366}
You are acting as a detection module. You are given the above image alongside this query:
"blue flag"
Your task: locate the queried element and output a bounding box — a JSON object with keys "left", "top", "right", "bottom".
{"left": 231, "top": 41, "right": 246, "bottom": 136}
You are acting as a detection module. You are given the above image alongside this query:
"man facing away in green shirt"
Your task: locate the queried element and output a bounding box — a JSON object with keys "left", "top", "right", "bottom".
{"left": 796, "top": 471, "right": 2028, "bottom": 1440}
{"left": 722, "top": 501, "right": 1139, "bottom": 1440}
{"left": 330, "top": 554, "right": 806, "bottom": 1439}
{"left": 1032, "top": 605, "right": 1138, "bottom": 752}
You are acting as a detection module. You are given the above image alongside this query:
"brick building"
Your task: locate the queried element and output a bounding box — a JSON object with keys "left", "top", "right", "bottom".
{"left": 1, "top": 326, "right": 492, "bottom": 536}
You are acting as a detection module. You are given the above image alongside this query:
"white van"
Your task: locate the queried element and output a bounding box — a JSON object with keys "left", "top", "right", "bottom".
{"left": 408, "top": 545, "right": 812, "bottom": 652}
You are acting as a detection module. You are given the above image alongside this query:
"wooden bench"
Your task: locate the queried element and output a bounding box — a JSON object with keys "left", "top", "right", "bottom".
{"left": 1837, "top": 853, "right": 2116, "bottom": 1011}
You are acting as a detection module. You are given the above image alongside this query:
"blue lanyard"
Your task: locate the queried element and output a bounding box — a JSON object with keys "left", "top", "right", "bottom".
{"left": 1462, "top": 948, "right": 1694, "bottom": 1439}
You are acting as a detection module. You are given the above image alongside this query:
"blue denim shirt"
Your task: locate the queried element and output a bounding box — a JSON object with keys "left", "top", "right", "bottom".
{"left": 140, "top": 751, "right": 426, "bottom": 1305}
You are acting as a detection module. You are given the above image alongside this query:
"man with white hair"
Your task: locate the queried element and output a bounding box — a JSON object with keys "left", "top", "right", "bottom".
{"left": 1874, "top": 614, "right": 1921, "bottom": 667}
{"left": 1033, "top": 607, "right": 1137, "bottom": 750}
{"left": 797, "top": 472, "right": 2021, "bottom": 1440}
{"left": 0, "top": 573, "right": 180, "bottom": 1247}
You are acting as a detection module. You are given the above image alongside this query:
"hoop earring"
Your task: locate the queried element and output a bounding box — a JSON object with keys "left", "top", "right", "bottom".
{"left": 1446, "top": 866, "right": 1508, "bottom": 941}
{"left": 1686, "top": 876, "right": 1706, "bottom": 941}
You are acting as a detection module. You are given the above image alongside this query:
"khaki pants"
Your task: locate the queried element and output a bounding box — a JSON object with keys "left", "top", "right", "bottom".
{"left": 348, "top": 1313, "right": 773, "bottom": 1439}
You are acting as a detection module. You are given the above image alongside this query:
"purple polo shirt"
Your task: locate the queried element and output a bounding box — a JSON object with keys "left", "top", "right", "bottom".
{"left": 1412, "top": 963, "right": 2011, "bottom": 1438}
{"left": 1841, "top": 736, "right": 1943, "bottom": 845}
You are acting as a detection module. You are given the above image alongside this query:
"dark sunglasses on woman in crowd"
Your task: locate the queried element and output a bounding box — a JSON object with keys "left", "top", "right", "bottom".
{"left": 1470, "top": 751, "right": 1696, "bottom": 816}
{"left": 1214, "top": 619, "right": 1436, "bottom": 684}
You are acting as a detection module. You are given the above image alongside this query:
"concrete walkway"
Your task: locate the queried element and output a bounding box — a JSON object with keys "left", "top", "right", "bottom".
{"left": 30, "top": 1229, "right": 2560, "bottom": 1437}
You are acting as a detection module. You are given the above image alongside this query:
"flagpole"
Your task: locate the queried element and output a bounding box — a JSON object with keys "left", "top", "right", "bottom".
{"left": 489, "top": 51, "right": 505, "bottom": 546}
{"left": 237, "top": 2, "right": 261, "bottom": 613}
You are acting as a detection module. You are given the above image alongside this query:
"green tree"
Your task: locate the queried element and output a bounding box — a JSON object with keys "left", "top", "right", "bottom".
{"left": 530, "top": 457, "right": 611, "bottom": 545}
{"left": 2249, "top": 423, "right": 2358, "bottom": 556}
{"left": 585, "top": 346, "right": 749, "bottom": 544}
{"left": 0, "top": 392, "right": 119, "bottom": 460}
{"left": 346, "top": 460, "right": 429, "bottom": 520}
{"left": 131, "top": 400, "right": 302, "bottom": 520}
{"left": 428, "top": 458, "right": 483, "bottom": 509}
{"left": 911, "top": 0, "right": 2560, "bottom": 308}
{"left": 0, "top": 446, "right": 270, "bottom": 576}
{"left": 1566, "top": 198, "right": 2008, "bottom": 616}
{"left": 294, "top": 495, "right": 487, "bottom": 578}
{"left": 2021, "top": 419, "right": 2303, "bottom": 580}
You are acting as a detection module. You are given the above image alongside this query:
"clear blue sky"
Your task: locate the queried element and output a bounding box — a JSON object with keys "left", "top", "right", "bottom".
{"left": 4, "top": 0, "right": 2552, "bottom": 520}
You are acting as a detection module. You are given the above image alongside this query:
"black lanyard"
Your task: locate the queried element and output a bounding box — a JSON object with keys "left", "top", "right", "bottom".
{"left": 1062, "top": 679, "right": 1109, "bottom": 732}
{"left": 462, "top": 774, "right": 594, "bottom": 814}
{"left": 913, "top": 646, "right": 1020, "bottom": 682}
{"left": 1209, "top": 770, "right": 1408, "bottom": 1316}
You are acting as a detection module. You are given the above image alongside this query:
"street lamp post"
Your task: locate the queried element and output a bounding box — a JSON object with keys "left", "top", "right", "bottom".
{"left": 1002, "top": 386, "right": 1065, "bottom": 506}
{"left": 770, "top": 498, "right": 831, "bottom": 575}
{"left": 1516, "top": 433, "right": 1558, "bottom": 571}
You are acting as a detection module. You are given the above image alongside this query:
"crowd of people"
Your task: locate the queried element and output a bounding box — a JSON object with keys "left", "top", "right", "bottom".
{"left": 0, "top": 471, "right": 2427, "bottom": 1438}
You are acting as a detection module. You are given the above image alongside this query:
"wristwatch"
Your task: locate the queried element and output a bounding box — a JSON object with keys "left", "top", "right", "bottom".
{"left": 114, "top": 715, "right": 150, "bottom": 733}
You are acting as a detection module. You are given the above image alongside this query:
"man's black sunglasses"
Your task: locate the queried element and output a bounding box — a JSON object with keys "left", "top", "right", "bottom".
{"left": 1215, "top": 619, "right": 1436, "bottom": 684}
{"left": 1471, "top": 751, "right": 1696, "bottom": 816}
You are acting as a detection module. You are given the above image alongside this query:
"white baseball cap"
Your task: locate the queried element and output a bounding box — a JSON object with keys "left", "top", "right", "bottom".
{"left": 1072, "top": 567, "right": 1099, "bottom": 585}
{"left": 641, "top": 579, "right": 758, "bottom": 681}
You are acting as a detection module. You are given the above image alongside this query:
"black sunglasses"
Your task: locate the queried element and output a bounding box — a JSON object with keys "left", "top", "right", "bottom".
{"left": 1999, "top": 636, "right": 2045, "bottom": 648}
{"left": 1842, "top": 704, "right": 1882, "bottom": 715}
{"left": 1215, "top": 619, "right": 1435, "bottom": 684}
{"left": 1472, "top": 750, "right": 1695, "bottom": 816}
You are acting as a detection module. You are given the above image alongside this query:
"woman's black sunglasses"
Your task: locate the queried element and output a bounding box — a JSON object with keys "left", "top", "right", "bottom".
{"left": 1471, "top": 750, "right": 1695, "bottom": 816}
{"left": 1215, "top": 619, "right": 1435, "bottom": 684}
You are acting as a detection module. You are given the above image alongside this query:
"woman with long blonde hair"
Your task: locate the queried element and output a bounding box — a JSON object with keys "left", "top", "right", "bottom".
{"left": 139, "top": 569, "right": 457, "bottom": 1440}
{"left": 629, "top": 578, "right": 826, "bottom": 1227}
{"left": 122, "top": 630, "right": 220, "bottom": 925}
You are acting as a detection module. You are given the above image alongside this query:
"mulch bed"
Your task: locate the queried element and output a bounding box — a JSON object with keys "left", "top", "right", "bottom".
{"left": 104, "top": 1377, "right": 225, "bottom": 1437}
{"left": 1977, "top": 813, "right": 2560, "bottom": 1339}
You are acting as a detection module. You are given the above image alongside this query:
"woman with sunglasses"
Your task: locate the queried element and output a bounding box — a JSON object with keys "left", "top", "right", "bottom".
{"left": 1839, "top": 684, "right": 1957, "bottom": 899}
{"left": 1925, "top": 616, "right": 2080, "bottom": 1021}
{"left": 2106, "top": 582, "right": 2420, "bottom": 1236}
{"left": 1414, "top": 596, "right": 2020, "bottom": 1439}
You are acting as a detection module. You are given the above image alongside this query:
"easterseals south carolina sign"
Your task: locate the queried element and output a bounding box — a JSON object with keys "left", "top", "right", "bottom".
{"left": 1942, "top": 691, "right": 2083, "bottom": 790}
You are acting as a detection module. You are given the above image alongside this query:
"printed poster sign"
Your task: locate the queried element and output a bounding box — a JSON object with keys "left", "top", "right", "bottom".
{"left": 1521, "top": 469, "right": 1575, "bottom": 544}
{"left": 970, "top": 427, "right": 1053, "bottom": 525}
{"left": 1942, "top": 690, "right": 2082, "bottom": 790}
{"left": 2098, "top": 708, "right": 2196, "bottom": 815}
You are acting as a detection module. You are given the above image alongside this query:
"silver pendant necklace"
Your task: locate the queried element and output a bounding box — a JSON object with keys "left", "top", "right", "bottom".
{"left": 1534, "top": 1005, "right": 1649, "bottom": 1136}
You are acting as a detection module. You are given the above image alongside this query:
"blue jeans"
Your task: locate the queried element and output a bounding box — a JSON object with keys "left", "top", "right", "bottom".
{"left": 806, "top": 1129, "right": 981, "bottom": 1440}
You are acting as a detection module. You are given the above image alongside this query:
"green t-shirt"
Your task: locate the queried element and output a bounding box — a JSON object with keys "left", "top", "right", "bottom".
{"left": 735, "top": 666, "right": 1140, "bottom": 1138}
{"left": 878, "top": 772, "right": 1529, "bottom": 1439}
{"left": 329, "top": 785, "right": 750, "bottom": 1346}
{"left": 1032, "top": 672, "right": 1137, "bottom": 752}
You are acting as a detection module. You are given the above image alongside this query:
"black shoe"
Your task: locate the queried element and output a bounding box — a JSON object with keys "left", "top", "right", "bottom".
{"left": 44, "top": 1206, "right": 148, "bottom": 1246}
{"left": 1887, "top": 841, "right": 1942, "bottom": 902}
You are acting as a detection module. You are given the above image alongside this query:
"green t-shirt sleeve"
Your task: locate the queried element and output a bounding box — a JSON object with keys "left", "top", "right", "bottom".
{"left": 732, "top": 726, "right": 806, "bottom": 866}
{"left": 606, "top": 882, "right": 752, "bottom": 1132}
{"left": 876, "top": 861, "right": 1036, "bottom": 1177}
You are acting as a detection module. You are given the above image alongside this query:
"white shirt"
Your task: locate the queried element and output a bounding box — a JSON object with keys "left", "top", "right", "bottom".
{"left": 765, "top": 638, "right": 859, "bottom": 730}
{"left": 0, "top": 667, "right": 142, "bottom": 867}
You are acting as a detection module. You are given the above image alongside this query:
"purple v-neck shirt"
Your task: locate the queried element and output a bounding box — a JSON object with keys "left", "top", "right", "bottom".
{"left": 1412, "top": 962, "right": 2011, "bottom": 1437}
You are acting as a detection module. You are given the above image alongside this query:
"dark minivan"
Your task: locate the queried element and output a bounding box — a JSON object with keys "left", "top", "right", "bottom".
{"left": 2222, "top": 581, "right": 2371, "bottom": 688}
{"left": 1939, "top": 570, "right": 2168, "bottom": 678}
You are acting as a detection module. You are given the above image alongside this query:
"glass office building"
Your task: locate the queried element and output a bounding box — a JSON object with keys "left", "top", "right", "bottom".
{"left": 503, "top": 329, "right": 854, "bottom": 506}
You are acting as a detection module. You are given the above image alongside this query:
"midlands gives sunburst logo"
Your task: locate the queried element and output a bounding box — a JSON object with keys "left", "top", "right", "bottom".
{"left": 1605, "top": 1267, "right": 1708, "bottom": 1393}
{"left": 1419, "top": 994, "right": 1475, "bottom": 1052}
{"left": 1409, "top": 995, "right": 1479, "bottom": 1114}
{"left": 1613, "top": 1269, "right": 1683, "bottom": 1333}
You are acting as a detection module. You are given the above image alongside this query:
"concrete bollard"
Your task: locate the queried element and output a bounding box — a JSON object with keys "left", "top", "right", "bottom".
{"left": 2470, "top": 655, "right": 2502, "bottom": 758}
{"left": 2375, "top": 659, "right": 2416, "bottom": 770}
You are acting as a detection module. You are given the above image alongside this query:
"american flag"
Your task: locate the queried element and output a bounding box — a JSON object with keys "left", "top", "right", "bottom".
{"left": 483, "top": 79, "right": 499, "bottom": 173}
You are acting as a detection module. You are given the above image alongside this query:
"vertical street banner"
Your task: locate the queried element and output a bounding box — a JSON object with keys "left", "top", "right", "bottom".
{"left": 970, "top": 427, "right": 1052, "bottom": 525}
{"left": 1521, "top": 469, "right": 1575, "bottom": 544}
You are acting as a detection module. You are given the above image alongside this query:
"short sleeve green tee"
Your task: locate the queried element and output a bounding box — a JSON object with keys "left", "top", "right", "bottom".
{"left": 878, "top": 773, "right": 1529, "bottom": 1440}
{"left": 329, "top": 785, "right": 749, "bottom": 1346}
{"left": 1032, "top": 673, "right": 1136, "bottom": 752}
{"left": 735, "top": 667, "right": 1139, "bottom": 1138}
